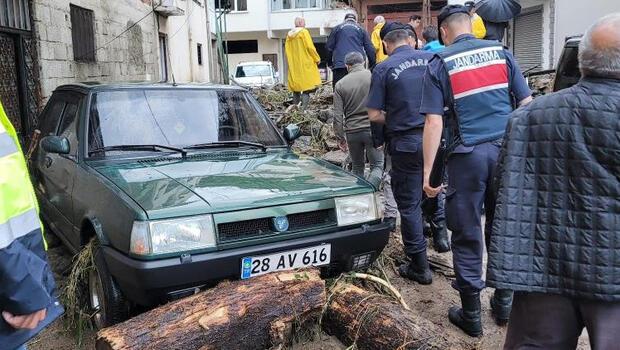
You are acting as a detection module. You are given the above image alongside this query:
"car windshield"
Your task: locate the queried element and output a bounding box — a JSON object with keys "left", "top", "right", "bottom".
{"left": 87, "top": 89, "right": 284, "bottom": 155}
{"left": 235, "top": 65, "right": 272, "bottom": 78}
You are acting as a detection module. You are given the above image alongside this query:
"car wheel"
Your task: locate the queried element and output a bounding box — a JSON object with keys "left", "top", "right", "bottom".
{"left": 88, "top": 243, "right": 129, "bottom": 329}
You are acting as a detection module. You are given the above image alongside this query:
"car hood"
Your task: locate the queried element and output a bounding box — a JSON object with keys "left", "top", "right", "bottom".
{"left": 91, "top": 151, "right": 371, "bottom": 220}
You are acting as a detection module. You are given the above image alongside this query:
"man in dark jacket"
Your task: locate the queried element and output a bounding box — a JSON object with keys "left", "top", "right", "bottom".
{"left": 487, "top": 13, "right": 620, "bottom": 349}
{"left": 421, "top": 5, "right": 532, "bottom": 337}
{"left": 327, "top": 13, "right": 376, "bottom": 88}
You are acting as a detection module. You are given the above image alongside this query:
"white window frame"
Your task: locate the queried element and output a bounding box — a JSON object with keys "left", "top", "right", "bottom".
{"left": 230, "top": 0, "right": 248, "bottom": 12}
{"left": 271, "top": 0, "right": 325, "bottom": 12}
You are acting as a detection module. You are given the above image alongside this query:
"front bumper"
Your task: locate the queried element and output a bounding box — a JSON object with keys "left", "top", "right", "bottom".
{"left": 102, "top": 222, "right": 391, "bottom": 306}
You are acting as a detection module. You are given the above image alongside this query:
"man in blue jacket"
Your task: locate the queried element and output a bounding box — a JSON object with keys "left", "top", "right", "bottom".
{"left": 368, "top": 22, "right": 435, "bottom": 285}
{"left": 327, "top": 13, "right": 376, "bottom": 88}
{"left": 422, "top": 26, "right": 445, "bottom": 53}
{"left": 421, "top": 5, "right": 531, "bottom": 337}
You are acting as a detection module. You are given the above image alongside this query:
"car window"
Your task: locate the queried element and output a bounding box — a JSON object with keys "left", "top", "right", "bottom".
{"left": 39, "top": 97, "right": 65, "bottom": 136}
{"left": 58, "top": 101, "right": 80, "bottom": 157}
{"left": 554, "top": 46, "right": 581, "bottom": 91}
{"left": 87, "top": 89, "right": 284, "bottom": 154}
{"left": 235, "top": 65, "right": 272, "bottom": 78}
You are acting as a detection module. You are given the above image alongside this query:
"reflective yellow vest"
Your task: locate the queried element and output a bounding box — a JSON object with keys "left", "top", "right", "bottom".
{"left": 0, "top": 101, "right": 44, "bottom": 250}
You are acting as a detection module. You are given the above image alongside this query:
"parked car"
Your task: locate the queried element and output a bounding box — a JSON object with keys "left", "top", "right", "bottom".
{"left": 31, "top": 83, "right": 391, "bottom": 328}
{"left": 553, "top": 36, "right": 582, "bottom": 92}
{"left": 232, "top": 61, "right": 279, "bottom": 87}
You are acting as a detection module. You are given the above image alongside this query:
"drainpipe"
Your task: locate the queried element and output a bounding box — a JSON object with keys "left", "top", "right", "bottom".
{"left": 188, "top": 0, "right": 194, "bottom": 81}
{"left": 204, "top": 0, "right": 215, "bottom": 81}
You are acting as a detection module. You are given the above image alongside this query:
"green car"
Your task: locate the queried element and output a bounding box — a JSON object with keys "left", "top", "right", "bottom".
{"left": 31, "top": 83, "right": 391, "bottom": 328}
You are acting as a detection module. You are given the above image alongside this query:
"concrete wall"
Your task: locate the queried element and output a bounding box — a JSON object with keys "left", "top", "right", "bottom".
{"left": 158, "top": 0, "right": 212, "bottom": 83}
{"left": 552, "top": 0, "right": 620, "bottom": 66}
{"left": 33, "top": 0, "right": 159, "bottom": 100}
{"left": 225, "top": 32, "right": 282, "bottom": 76}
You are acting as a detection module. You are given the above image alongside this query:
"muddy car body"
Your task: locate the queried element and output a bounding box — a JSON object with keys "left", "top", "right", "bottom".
{"left": 31, "top": 83, "right": 391, "bottom": 328}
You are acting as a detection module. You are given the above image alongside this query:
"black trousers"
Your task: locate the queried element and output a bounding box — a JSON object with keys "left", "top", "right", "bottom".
{"left": 504, "top": 292, "right": 620, "bottom": 350}
{"left": 332, "top": 68, "right": 348, "bottom": 89}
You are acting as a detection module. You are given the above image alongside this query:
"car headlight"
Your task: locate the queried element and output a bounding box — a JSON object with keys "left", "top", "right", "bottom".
{"left": 335, "top": 193, "right": 379, "bottom": 227}
{"left": 130, "top": 215, "right": 216, "bottom": 256}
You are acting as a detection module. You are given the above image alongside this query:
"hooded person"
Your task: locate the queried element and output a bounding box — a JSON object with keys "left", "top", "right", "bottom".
{"left": 285, "top": 17, "right": 322, "bottom": 109}
{"left": 371, "top": 16, "right": 388, "bottom": 63}
{"left": 327, "top": 13, "right": 376, "bottom": 88}
{"left": 465, "top": 1, "right": 486, "bottom": 39}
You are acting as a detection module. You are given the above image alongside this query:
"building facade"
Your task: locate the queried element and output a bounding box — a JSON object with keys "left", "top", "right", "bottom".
{"left": 0, "top": 0, "right": 40, "bottom": 138}
{"left": 509, "top": 0, "right": 620, "bottom": 71}
{"left": 1, "top": 0, "right": 218, "bottom": 140}
{"left": 221, "top": 0, "right": 350, "bottom": 82}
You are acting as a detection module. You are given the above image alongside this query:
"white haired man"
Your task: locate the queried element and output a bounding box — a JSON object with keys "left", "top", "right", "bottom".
{"left": 487, "top": 13, "right": 620, "bottom": 349}
{"left": 371, "top": 16, "right": 387, "bottom": 63}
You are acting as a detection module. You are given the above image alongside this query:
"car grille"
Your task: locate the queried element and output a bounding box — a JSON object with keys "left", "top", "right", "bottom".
{"left": 217, "top": 209, "right": 335, "bottom": 242}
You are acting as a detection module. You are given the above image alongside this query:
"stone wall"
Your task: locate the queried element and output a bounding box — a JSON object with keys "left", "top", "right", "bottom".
{"left": 32, "top": 0, "right": 159, "bottom": 100}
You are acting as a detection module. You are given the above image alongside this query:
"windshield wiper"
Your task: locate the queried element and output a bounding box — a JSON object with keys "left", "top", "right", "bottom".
{"left": 184, "top": 141, "right": 267, "bottom": 151}
{"left": 89, "top": 144, "right": 187, "bottom": 158}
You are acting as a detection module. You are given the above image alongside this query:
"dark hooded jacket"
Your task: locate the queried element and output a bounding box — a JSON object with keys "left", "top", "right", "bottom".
{"left": 486, "top": 77, "right": 620, "bottom": 301}
{"left": 327, "top": 20, "right": 376, "bottom": 69}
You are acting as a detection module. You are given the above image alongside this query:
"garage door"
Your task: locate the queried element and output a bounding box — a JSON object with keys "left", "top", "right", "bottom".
{"left": 512, "top": 6, "right": 543, "bottom": 71}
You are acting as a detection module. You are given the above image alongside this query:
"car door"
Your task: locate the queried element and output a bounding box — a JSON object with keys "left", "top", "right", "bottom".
{"left": 37, "top": 91, "right": 83, "bottom": 248}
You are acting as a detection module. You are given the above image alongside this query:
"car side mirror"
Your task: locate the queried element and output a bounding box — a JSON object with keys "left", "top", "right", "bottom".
{"left": 274, "top": 71, "right": 280, "bottom": 80}
{"left": 41, "top": 135, "right": 70, "bottom": 155}
{"left": 283, "top": 124, "right": 301, "bottom": 142}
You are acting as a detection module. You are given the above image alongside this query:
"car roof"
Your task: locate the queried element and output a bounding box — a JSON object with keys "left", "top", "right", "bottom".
{"left": 565, "top": 35, "right": 582, "bottom": 48}
{"left": 54, "top": 81, "right": 246, "bottom": 94}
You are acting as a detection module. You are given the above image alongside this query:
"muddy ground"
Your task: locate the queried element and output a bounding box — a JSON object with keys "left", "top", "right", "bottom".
{"left": 28, "top": 227, "right": 591, "bottom": 350}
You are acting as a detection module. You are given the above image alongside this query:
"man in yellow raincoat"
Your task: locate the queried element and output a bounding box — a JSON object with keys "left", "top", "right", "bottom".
{"left": 465, "top": 1, "right": 487, "bottom": 39}
{"left": 371, "top": 16, "right": 388, "bottom": 63}
{"left": 285, "top": 17, "right": 321, "bottom": 109}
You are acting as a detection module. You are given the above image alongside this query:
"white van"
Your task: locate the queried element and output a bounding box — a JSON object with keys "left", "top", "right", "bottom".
{"left": 232, "top": 61, "right": 279, "bottom": 88}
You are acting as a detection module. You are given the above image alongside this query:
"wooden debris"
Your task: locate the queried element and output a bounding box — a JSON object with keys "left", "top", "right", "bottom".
{"left": 322, "top": 284, "right": 468, "bottom": 350}
{"left": 96, "top": 270, "right": 325, "bottom": 350}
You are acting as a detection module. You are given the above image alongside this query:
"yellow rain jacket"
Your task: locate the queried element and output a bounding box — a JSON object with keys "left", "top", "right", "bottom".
{"left": 285, "top": 27, "right": 321, "bottom": 93}
{"left": 371, "top": 22, "right": 388, "bottom": 63}
{"left": 472, "top": 14, "right": 487, "bottom": 39}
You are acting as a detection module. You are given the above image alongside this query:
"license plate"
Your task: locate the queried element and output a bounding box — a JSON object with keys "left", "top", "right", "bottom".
{"left": 240, "top": 244, "right": 331, "bottom": 279}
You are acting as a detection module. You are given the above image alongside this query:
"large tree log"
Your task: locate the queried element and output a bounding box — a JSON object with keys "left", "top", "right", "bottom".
{"left": 322, "top": 284, "right": 469, "bottom": 350}
{"left": 96, "top": 270, "right": 325, "bottom": 350}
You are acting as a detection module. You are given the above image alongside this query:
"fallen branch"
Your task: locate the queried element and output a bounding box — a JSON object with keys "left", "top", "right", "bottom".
{"left": 347, "top": 272, "right": 410, "bottom": 311}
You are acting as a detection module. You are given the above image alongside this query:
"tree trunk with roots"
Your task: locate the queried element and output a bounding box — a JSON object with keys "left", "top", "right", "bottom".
{"left": 96, "top": 270, "right": 325, "bottom": 350}
{"left": 322, "top": 283, "right": 468, "bottom": 350}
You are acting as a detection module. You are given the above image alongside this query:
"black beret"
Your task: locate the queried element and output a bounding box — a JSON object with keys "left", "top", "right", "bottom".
{"left": 437, "top": 5, "right": 470, "bottom": 28}
{"left": 437, "top": 5, "right": 470, "bottom": 44}
{"left": 379, "top": 22, "right": 409, "bottom": 41}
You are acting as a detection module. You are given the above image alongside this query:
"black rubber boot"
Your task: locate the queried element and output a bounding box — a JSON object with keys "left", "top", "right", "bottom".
{"left": 423, "top": 221, "right": 432, "bottom": 237}
{"left": 398, "top": 250, "right": 432, "bottom": 285}
{"left": 490, "top": 289, "right": 513, "bottom": 326}
{"left": 448, "top": 292, "right": 483, "bottom": 337}
{"left": 430, "top": 220, "right": 451, "bottom": 253}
